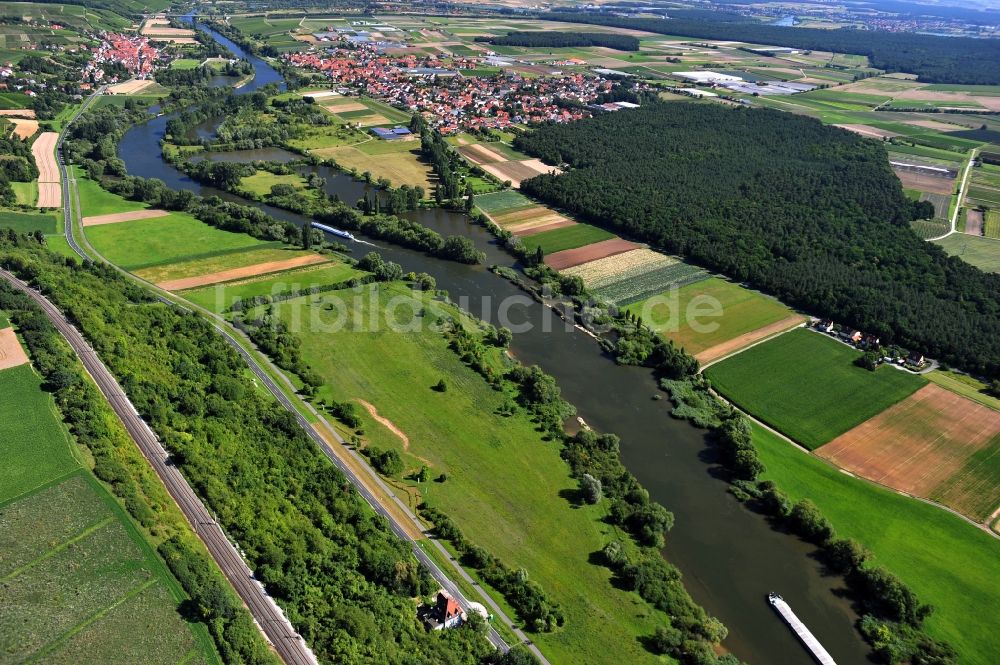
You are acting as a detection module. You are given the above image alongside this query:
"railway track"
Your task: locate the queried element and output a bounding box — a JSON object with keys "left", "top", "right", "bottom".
{"left": 0, "top": 269, "right": 318, "bottom": 665}
{"left": 56, "top": 94, "right": 513, "bottom": 658}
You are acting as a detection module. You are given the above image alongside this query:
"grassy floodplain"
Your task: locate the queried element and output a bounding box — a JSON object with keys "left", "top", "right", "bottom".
{"left": 752, "top": 424, "right": 1000, "bottom": 664}
{"left": 262, "top": 282, "right": 665, "bottom": 664}
{"left": 705, "top": 328, "right": 926, "bottom": 449}
{"left": 0, "top": 329, "right": 216, "bottom": 664}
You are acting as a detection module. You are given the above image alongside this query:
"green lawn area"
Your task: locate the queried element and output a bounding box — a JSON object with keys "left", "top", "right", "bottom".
{"left": 752, "top": 424, "right": 1000, "bottom": 664}
{"left": 170, "top": 58, "right": 201, "bottom": 70}
{"left": 180, "top": 260, "right": 363, "bottom": 313}
{"left": 239, "top": 171, "right": 307, "bottom": 197}
{"left": 75, "top": 174, "right": 149, "bottom": 218}
{"left": 933, "top": 233, "right": 1000, "bottom": 273}
{"left": 85, "top": 212, "right": 273, "bottom": 272}
{"left": 10, "top": 180, "right": 37, "bottom": 206}
{"left": 705, "top": 329, "right": 926, "bottom": 449}
{"left": 0, "top": 362, "right": 78, "bottom": 502}
{"left": 520, "top": 223, "right": 615, "bottom": 255}
{"left": 0, "top": 209, "right": 57, "bottom": 235}
{"left": 270, "top": 283, "right": 664, "bottom": 664}
{"left": 626, "top": 277, "right": 797, "bottom": 355}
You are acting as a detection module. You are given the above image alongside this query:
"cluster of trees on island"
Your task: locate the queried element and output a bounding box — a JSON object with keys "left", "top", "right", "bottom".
{"left": 515, "top": 102, "right": 1000, "bottom": 379}
{"left": 476, "top": 31, "right": 640, "bottom": 52}
{"left": 540, "top": 12, "right": 1000, "bottom": 84}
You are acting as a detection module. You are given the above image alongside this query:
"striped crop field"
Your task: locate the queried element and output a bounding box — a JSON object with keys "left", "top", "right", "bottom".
{"left": 563, "top": 249, "right": 675, "bottom": 288}
{"left": 592, "top": 261, "right": 708, "bottom": 306}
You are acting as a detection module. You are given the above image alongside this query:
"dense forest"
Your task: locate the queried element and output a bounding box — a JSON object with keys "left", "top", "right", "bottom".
{"left": 515, "top": 102, "right": 1000, "bottom": 378}
{"left": 476, "top": 31, "right": 639, "bottom": 51}
{"left": 0, "top": 239, "right": 529, "bottom": 665}
{"left": 540, "top": 13, "right": 1000, "bottom": 84}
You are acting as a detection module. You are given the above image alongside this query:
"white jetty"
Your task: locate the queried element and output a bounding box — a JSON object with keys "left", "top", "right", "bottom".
{"left": 768, "top": 592, "right": 838, "bottom": 665}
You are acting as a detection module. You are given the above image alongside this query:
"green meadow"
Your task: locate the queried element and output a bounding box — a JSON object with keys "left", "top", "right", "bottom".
{"left": 75, "top": 174, "right": 149, "bottom": 218}
{"left": 0, "top": 210, "right": 58, "bottom": 235}
{"left": 934, "top": 234, "right": 1000, "bottom": 273}
{"left": 706, "top": 329, "right": 925, "bottom": 448}
{"left": 753, "top": 424, "right": 1000, "bottom": 664}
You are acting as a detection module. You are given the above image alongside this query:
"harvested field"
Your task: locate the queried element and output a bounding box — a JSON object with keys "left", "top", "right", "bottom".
{"left": 36, "top": 181, "right": 61, "bottom": 208}
{"left": 0, "top": 109, "right": 35, "bottom": 118}
{"left": 563, "top": 248, "right": 673, "bottom": 288}
{"left": 9, "top": 117, "right": 37, "bottom": 139}
{"left": 324, "top": 101, "right": 368, "bottom": 112}
{"left": 83, "top": 209, "right": 170, "bottom": 227}
{"left": 516, "top": 219, "right": 577, "bottom": 236}
{"left": 31, "top": 131, "right": 59, "bottom": 182}
{"left": 895, "top": 169, "right": 955, "bottom": 195}
{"left": 157, "top": 253, "right": 329, "bottom": 290}
{"left": 818, "top": 384, "right": 1000, "bottom": 522}
{"left": 481, "top": 158, "right": 553, "bottom": 188}
{"left": 492, "top": 206, "right": 552, "bottom": 225}
{"left": 966, "top": 209, "right": 984, "bottom": 235}
{"left": 355, "top": 113, "right": 391, "bottom": 127}
{"left": 545, "top": 237, "right": 641, "bottom": 270}
{"left": 458, "top": 143, "right": 507, "bottom": 165}
{"left": 106, "top": 79, "right": 156, "bottom": 95}
{"left": 834, "top": 124, "right": 899, "bottom": 139}
{"left": 696, "top": 315, "right": 806, "bottom": 364}
{"left": 906, "top": 119, "right": 964, "bottom": 132}
{"left": 0, "top": 327, "right": 29, "bottom": 370}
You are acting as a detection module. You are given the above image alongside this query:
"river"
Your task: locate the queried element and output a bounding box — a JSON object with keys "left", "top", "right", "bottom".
{"left": 118, "top": 18, "right": 871, "bottom": 665}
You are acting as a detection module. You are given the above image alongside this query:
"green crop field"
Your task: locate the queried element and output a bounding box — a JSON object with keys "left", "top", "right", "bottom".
{"left": 85, "top": 212, "right": 273, "bottom": 272}
{"left": 752, "top": 425, "right": 1000, "bottom": 664}
{"left": 0, "top": 336, "right": 214, "bottom": 663}
{"left": 706, "top": 329, "right": 926, "bottom": 449}
{"left": 627, "top": 277, "right": 797, "bottom": 355}
{"left": 0, "top": 210, "right": 57, "bottom": 235}
{"left": 170, "top": 58, "right": 201, "bottom": 70}
{"left": 267, "top": 283, "right": 665, "bottom": 664}
{"left": 520, "top": 223, "right": 615, "bottom": 255}
{"left": 926, "top": 370, "right": 1000, "bottom": 411}
{"left": 473, "top": 189, "right": 533, "bottom": 213}
{"left": 984, "top": 210, "right": 1000, "bottom": 239}
{"left": 180, "top": 260, "right": 362, "bottom": 313}
{"left": 0, "top": 363, "right": 78, "bottom": 501}
{"left": 934, "top": 233, "right": 1000, "bottom": 273}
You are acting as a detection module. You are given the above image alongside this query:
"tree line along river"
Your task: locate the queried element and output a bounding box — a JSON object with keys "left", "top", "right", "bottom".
{"left": 114, "top": 17, "right": 871, "bottom": 664}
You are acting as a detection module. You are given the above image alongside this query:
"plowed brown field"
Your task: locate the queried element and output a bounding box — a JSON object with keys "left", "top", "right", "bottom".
{"left": 545, "top": 238, "right": 640, "bottom": 270}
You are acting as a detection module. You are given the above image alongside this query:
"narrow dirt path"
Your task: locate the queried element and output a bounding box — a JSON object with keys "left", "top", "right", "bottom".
{"left": 356, "top": 398, "right": 434, "bottom": 467}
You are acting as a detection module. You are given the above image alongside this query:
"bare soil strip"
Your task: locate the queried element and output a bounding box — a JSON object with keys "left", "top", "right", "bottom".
{"left": 545, "top": 238, "right": 641, "bottom": 270}
{"left": 83, "top": 209, "right": 169, "bottom": 227}
{"left": 0, "top": 327, "right": 30, "bottom": 370}
{"left": 107, "top": 80, "right": 156, "bottom": 95}
{"left": 0, "top": 109, "right": 36, "bottom": 118}
{"left": 457, "top": 143, "right": 506, "bottom": 165}
{"left": 965, "top": 209, "right": 984, "bottom": 236}
{"left": 817, "top": 384, "right": 1000, "bottom": 520}
{"left": 695, "top": 315, "right": 807, "bottom": 365}
{"left": 36, "top": 182, "right": 61, "bottom": 209}
{"left": 356, "top": 399, "right": 434, "bottom": 467}
{"left": 324, "top": 101, "right": 368, "bottom": 112}
{"left": 161, "top": 254, "right": 328, "bottom": 291}
{"left": 834, "top": 124, "right": 899, "bottom": 139}
{"left": 895, "top": 169, "right": 955, "bottom": 195}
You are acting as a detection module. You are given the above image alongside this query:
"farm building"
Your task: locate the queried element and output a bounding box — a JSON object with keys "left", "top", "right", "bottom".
{"left": 371, "top": 126, "right": 412, "bottom": 140}
{"left": 674, "top": 71, "right": 743, "bottom": 84}
{"left": 420, "top": 591, "right": 465, "bottom": 630}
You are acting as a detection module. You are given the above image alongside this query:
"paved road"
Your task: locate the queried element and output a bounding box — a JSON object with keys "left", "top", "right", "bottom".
{"left": 58, "top": 104, "right": 518, "bottom": 656}
{"left": 56, "top": 86, "right": 103, "bottom": 253}
{"left": 0, "top": 269, "right": 318, "bottom": 665}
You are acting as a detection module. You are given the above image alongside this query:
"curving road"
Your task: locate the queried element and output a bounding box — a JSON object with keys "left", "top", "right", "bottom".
{"left": 0, "top": 268, "right": 318, "bottom": 665}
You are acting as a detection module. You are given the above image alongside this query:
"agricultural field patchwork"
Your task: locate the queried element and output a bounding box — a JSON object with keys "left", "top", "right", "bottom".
{"left": 817, "top": 384, "right": 1000, "bottom": 522}
{"left": 706, "top": 329, "right": 926, "bottom": 449}
{"left": 753, "top": 424, "right": 1000, "bottom": 663}
{"left": 592, "top": 261, "right": 707, "bottom": 306}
